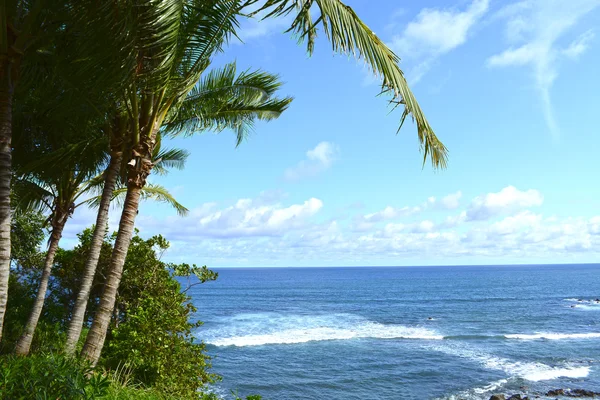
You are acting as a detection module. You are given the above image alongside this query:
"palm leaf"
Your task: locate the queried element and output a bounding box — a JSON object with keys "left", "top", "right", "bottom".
{"left": 153, "top": 147, "right": 189, "bottom": 175}
{"left": 82, "top": 183, "right": 188, "bottom": 217}
{"left": 250, "top": 0, "right": 448, "bottom": 168}
{"left": 164, "top": 62, "right": 293, "bottom": 145}
{"left": 12, "top": 178, "right": 55, "bottom": 215}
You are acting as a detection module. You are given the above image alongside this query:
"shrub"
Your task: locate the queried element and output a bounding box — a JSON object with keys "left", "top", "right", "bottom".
{"left": 0, "top": 353, "right": 109, "bottom": 399}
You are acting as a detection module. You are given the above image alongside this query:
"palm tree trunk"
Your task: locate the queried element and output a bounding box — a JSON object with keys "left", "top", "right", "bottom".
{"left": 81, "top": 179, "right": 142, "bottom": 365}
{"left": 14, "top": 214, "right": 67, "bottom": 355}
{"left": 0, "top": 68, "right": 13, "bottom": 342}
{"left": 64, "top": 151, "right": 122, "bottom": 355}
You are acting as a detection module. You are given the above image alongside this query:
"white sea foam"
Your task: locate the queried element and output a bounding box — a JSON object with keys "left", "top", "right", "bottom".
{"left": 505, "top": 332, "right": 600, "bottom": 340}
{"left": 471, "top": 379, "right": 509, "bottom": 394}
{"left": 564, "top": 298, "right": 600, "bottom": 310}
{"left": 435, "top": 379, "right": 511, "bottom": 400}
{"left": 203, "top": 313, "right": 443, "bottom": 347}
{"left": 427, "top": 343, "right": 590, "bottom": 382}
{"left": 573, "top": 304, "right": 600, "bottom": 310}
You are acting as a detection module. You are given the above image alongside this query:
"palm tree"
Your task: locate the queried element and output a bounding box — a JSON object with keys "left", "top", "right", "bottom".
{"left": 80, "top": 0, "right": 293, "bottom": 364}
{"left": 0, "top": 0, "right": 137, "bottom": 341}
{"left": 12, "top": 133, "right": 108, "bottom": 355}
{"left": 62, "top": 114, "right": 128, "bottom": 356}
{"left": 12, "top": 133, "right": 189, "bottom": 355}
{"left": 0, "top": 0, "right": 51, "bottom": 342}
{"left": 64, "top": 131, "right": 190, "bottom": 354}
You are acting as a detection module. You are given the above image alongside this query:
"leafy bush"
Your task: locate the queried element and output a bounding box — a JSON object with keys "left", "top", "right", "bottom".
{"left": 101, "top": 234, "right": 218, "bottom": 397}
{"left": 0, "top": 353, "right": 109, "bottom": 399}
{"left": 4, "top": 213, "right": 226, "bottom": 398}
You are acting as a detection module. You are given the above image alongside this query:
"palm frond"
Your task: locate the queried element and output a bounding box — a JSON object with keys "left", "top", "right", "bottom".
{"left": 153, "top": 147, "right": 189, "bottom": 175}
{"left": 164, "top": 62, "right": 293, "bottom": 145}
{"left": 12, "top": 178, "right": 54, "bottom": 215}
{"left": 252, "top": 0, "right": 448, "bottom": 168}
{"left": 167, "top": 0, "right": 245, "bottom": 108}
{"left": 83, "top": 183, "right": 188, "bottom": 217}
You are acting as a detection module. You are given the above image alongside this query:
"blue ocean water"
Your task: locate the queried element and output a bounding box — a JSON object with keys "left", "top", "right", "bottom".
{"left": 189, "top": 265, "right": 600, "bottom": 399}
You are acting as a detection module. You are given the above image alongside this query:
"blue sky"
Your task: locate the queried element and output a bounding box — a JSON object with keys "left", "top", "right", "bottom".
{"left": 66, "top": 0, "right": 600, "bottom": 267}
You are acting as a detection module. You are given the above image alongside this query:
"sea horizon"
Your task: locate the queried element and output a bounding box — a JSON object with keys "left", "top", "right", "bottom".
{"left": 210, "top": 263, "right": 600, "bottom": 269}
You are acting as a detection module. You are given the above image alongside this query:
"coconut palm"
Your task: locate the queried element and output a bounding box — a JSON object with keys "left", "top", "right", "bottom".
{"left": 12, "top": 134, "right": 189, "bottom": 355}
{"left": 0, "top": 0, "right": 138, "bottom": 340}
{"left": 81, "top": 59, "right": 292, "bottom": 365}
{"left": 0, "top": 0, "right": 53, "bottom": 341}
{"left": 11, "top": 132, "right": 108, "bottom": 355}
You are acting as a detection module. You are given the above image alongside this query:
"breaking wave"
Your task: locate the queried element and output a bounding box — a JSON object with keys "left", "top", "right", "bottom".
{"left": 203, "top": 313, "right": 443, "bottom": 347}
{"left": 426, "top": 343, "right": 590, "bottom": 382}
{"left": 505, "top": 332, "right": 600, "bottom": 340}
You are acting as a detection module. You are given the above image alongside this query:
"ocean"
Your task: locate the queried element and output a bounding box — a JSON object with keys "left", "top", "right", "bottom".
{"left": 189, "top": 265, "right": 600, "bottom": 399}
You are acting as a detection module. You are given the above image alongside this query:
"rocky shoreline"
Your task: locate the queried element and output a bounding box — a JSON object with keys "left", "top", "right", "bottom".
{"left": 489, "top": 388, "right": 600, "bottom": 399}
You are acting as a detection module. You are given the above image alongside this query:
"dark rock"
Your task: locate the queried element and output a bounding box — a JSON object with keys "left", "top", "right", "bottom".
{"left": 508, "top": 395, "right": 523, "bottom": 400}
{"left": 489, "top": 395, "right": 505, "bottom": 400}
{"left": 570, "top": 388, "right": 600, "bottom": 397}
{"left": 546, "top": 388, "right": 600, "bottom": 397}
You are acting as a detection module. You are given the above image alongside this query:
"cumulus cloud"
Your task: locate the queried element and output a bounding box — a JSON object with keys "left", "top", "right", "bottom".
{"left": 284, "top": 142, "right": 340, "bottom": 182}
{"left": 435, "top": 191, "right": 463, "bottom": 210}
{"left": 354, "top": 190, "right": 463, "bottom": 231}
{"left": 466, "top": 186, "right": 543, "bottom": 221}
{"left": 364, "top": 206, "right": 421, "bottom": 223}
{"left": 60, "top": 185, "right": 600, "bottom": 266}
{"left": 487, "top": 0, "right": 600, "bottom": 140}
{"left": 136, "top": 194, "right": 324, "bottom": 241}
{"left": 390, "top": 0, "right": 489, "bottom": 82}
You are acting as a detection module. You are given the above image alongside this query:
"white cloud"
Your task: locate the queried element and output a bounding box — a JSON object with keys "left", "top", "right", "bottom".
{"left": 439, "top": 191, "right": 463, "bottom": 210}
{"left": 364, "top": 206, "right": 421, "bottom": 222}
{"left": 563, "top": 29, "right": 596, "bottom": 58}
{"left": 136, "top": 194, "right": 323, "bottom": 240}
{"left": 61, "top": 186, "right": 600, "bottom": 266}
{"left": 487, "top": 0, "right": 600, "bottom": 140}
{"left": 466, "top": 186, "right": 543, "bottom": 221}
{"left": 284, "top": 142, "right": 340, "bottom": 182}
{"left": 390, "top": 0, "right": 489, "bottom": 82}
{"left": 488, "top": 211, "right": 542, "bottom": 235}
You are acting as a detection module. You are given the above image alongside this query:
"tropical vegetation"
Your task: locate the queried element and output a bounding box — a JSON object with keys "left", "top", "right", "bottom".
{"left": 0, "top": 0, "right": 446, "bottom": 398}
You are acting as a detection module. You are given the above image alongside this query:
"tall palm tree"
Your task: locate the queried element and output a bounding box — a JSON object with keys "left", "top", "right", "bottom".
{"left": 12, "top": 133, "right": 108, "bottom": 355}
{"left": 12, "top": 134, "right": 189, "bottom": 355}
{"left": 64, "top": 130, "right": 190, "bottom": 353}
{"left": 64, "top": 128, "right": 188, "bottom": 355}
{"left": 68, "top": 64, "right": 291, "bottom": 358}
{"left": 0, "top": 0, "right": 51, "bottom": 342}
{"left": 1, "top": 0, "right": 137, "bottom": 341}
{"left": 80, "top": 0, "right": 293, "bottom": 365}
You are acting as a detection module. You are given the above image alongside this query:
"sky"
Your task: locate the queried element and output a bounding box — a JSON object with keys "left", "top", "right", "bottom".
{"left": 65, "top": 0, "right": 600, "bottom": 267}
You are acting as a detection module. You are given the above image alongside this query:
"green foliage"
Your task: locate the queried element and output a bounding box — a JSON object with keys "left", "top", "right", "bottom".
{"left": 10, "top": 211, "right": 46, "bottom": 271}
{"left": 101, "top": 233, "right": 219, "bottom": 397}
{"left": 0, "top": 353, "right": 109, "bottom": 400}
{"left": 1, "top": 211, "right": 60, "bottom": 354}
{"left": 5, "top": 219, "right": 218, "bottom": 397}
